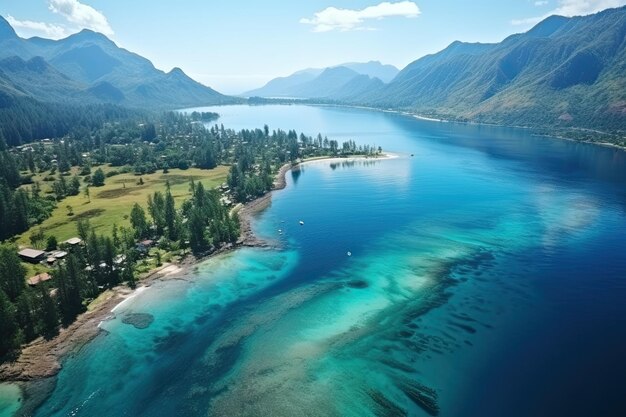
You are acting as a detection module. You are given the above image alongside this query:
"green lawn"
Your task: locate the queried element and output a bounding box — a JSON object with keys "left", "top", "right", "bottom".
{"left": 17, "top": 166, "right": 229, "bottom": 247}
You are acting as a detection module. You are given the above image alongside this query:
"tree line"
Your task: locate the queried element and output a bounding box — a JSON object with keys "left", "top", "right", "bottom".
{"left": 0, "top": 221, "right": 137, "bottom": 358}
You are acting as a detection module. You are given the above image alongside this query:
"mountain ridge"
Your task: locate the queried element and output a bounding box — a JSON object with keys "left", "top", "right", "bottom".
{"left": 243, "top": 61, "right": 399, "bottom": 98}
{"left": 343, "top": 6, "right": 626, "bottom": 135}
{"left": 0, "top": 16, "right": 237, "bottom": 109}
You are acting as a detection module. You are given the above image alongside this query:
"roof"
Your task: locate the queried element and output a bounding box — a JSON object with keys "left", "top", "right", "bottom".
{"left": 27, "top": 273, "right": 52, "bottom": 286}
{"left": 52, "top": 251, "right": 68, "bottom": 259}
{"left": 64, "top": 237, "right": 82, "bottom": 245}
{"left": 18, "top": 248, "right": 46, "bottom": 259}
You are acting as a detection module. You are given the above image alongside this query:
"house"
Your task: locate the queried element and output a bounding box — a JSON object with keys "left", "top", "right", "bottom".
{"left": 140, "top": 239, "right": 155, "bottom": 247}
{"left": 136, "top": 240, "right": 155, "bottom": 255}
{"left": 52, "top": 250, "right": 68, "bottom": 260}
{"left": 18, "top": 248, "right": 46, "bottom": 263}
{"left": 63, "top": 237, "right": 83, "bottom": 246}
{"left": 27, "top": 273, "right": 52, "bottom": 286}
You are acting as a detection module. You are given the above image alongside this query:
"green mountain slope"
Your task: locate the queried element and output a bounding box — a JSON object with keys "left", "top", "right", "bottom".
{"left": 355, "top": 8, "right": 626, "bottom": 135}
{"left": 0, "top": 17, "right": 236, "bottom": 109}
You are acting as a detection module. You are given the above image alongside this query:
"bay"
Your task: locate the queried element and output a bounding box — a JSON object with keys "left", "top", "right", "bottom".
{"left": 16, "top": 105, "right": 626, "bottom": 417}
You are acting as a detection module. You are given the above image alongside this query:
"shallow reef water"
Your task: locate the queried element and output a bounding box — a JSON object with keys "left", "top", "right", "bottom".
{"left": 17, "top": 105, "right": 626, "bottom": 417}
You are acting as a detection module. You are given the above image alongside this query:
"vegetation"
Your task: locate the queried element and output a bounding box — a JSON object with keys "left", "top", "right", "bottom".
{"left": 0, "top": 102, "right": 382, "bottom": 360}
{"left": 340, "top": 8, "right": 626, "bottom": 145}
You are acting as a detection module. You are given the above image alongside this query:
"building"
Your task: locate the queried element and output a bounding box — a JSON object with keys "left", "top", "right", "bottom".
{"left": 51, "top": 250, "right": 68, "bottom": 260}
{"left": 18, "top": 248, "right": 46, "bottom": 263}
{"left": 63, "top": 237, "right": 83, "bottom": 246}
{"left": 27, "top": 272, "right": 52, "bottom": 286}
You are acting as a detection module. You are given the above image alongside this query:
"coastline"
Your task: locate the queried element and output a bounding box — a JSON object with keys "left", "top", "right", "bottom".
{"left": 307, "top": 102, "right": 626, "bottom": 152}
{"left": 0, "top": 154, "right": 389, "bottom": 386}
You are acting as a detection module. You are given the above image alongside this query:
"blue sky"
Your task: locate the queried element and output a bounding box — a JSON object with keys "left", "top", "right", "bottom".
{"left": 2, "top": 1, "right": 625, "bottom": 93}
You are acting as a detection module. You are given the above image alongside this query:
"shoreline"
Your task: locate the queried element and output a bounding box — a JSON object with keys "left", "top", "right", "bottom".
{"left": 305, "top": 103, "right": 626, "bottom": 152}
{"left": 0, "top": 154, "right": 388, "bottom": 386}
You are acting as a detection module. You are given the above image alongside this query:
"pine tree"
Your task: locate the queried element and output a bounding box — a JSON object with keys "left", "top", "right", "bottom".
{"left": 164, "top": 184, "right": 177, "bottom": 240}
{"left": 37, "top": 286, "right": 59, "bottom": 339}
{"left": 148, "top": 192, "right": 166, "bottom": 234}
{"left": 56, "top": 255, "right": 85, "bottom": 324}
{"left": 130, "top": 203, "right": 149, "bottom": 239}
{"left": 0, "top": 244, "right": 27, "bottom": 302}
{"left": 15, "top": 290, "right": 37, "bottom": 342}
{"left": 0, "top": 289, "right": 21, "bottom": 357}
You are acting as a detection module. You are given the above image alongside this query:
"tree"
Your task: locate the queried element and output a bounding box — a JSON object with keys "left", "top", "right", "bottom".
{"left": 0, "top": 290, "right": 21, "bottom": 357}
{"left": 37, "top": 286, "right": 59, "bottom": 339}
{"left": 188, "top": 208, "right": 208, "bottom": 254}
{"left": 55, "top": 254, "right": 85, "bottom": 324}
{"left": 29, "top": 228, "right": 46, "bottom": 249}
{"left": 77, "top": 219, "right": 91, "bottom": 242}
{"left": 46, "top": 235, "right": 58, "bottom": 251}
{"left": 15, "top": 290, "right": 37, "bottom": 342}
{"left": 92, "top": 168, "right": 105, "bottom": 187}
{"left": 84, "top": 186, "right": 90, "bottom": 203}
{"left": 68, "top": 176, "right": 81, "bottom": 196}
{"left": 164, "top": 185, "right": 177, "bottom": 240}
{"left": 130, "top": 203, "right": 149, "bottom": 239}
{"left": 111, "top": 223, "right": 120, "bottom": 247}
{"left": 147, "top": 192, "right": 166, "bottom": 235}
{"left": 121, "top": 252, "right": 136, "bottom": 289}
{"left": 141, "top": 123, "right": 157, "bottom": 141}
{"left": 0, "top": 244, "right": 27, "bottom": 302}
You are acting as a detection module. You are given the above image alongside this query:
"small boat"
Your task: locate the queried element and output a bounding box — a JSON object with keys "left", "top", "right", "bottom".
{"left": 299, "top": 220, "right": 304, "bottom": 225}
{"left": 347, "top": 251, "right": 352, "bottom": 257}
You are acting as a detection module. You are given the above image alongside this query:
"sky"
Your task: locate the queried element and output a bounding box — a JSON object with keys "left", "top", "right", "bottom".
{"left": 1, "top": 0, "right": 625, "bottom": 94}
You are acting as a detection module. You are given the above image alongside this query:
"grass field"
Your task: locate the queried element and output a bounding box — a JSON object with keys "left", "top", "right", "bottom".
{"left": 17, "top": 165, "right": 229, "bottom": 248}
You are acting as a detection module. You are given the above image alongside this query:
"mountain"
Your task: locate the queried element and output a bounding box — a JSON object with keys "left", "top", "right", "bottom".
{"left": 0, "top": 17, "right": 236, "bottom": 108}
{"left": 292, "top": 67, "right": 365, "bottom": 98}
{"left": 243, "top": 61, "right": 398, "bottom": 97}
{"left": 0, "top": 56, "right": 92, "bottom": 103}
{"left": 244, "top": 71, "right": 319, "bottom": 98}
{"left": 353, "top": 7, "right": 626, "bottom": 133}
{"left": 339, "top": 61, "right": 400, "bottom": 83}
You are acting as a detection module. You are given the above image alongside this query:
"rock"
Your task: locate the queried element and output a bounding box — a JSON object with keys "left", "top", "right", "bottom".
{"left": 121, "top": 313, "right": 154, "bottom": 329}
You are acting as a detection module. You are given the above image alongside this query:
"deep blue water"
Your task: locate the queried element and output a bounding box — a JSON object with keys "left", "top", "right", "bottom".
{"left": 7, "top": 105, "right": 626, "bottom": 417}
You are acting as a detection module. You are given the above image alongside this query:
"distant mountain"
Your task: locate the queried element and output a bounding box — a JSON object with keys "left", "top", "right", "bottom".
{"left": 292, "top": 67, "right": 365, "bottom": 98}
{"left": 339, "top": 61, "right": 400, "bottom": 83}
{"left": 352, "top": 7, "right": 626, "bottom": 133}
{"left": 244, "top": 71, "right": 319, "bottom": 98}
{"left": 243, "top": 61, "right": 398, "bottom": 98}
{"left": 0, "top": 16, "right": 236, "bottom": 109}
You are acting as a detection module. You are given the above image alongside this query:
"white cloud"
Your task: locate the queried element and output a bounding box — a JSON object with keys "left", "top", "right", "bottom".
{"left": 48, "top": 0, "right": 113, "bottom": 36}
{"left": 300, "top": 1, "right": 420, "bottom": 32}
{"left": 6, "top": 15, "right": 70, "bottom": 39}
{"left": 535, "top": 1, "right": 549, "bottom": 6}
{"left": 513, "top": 0, "right": 626, "bottom": 25}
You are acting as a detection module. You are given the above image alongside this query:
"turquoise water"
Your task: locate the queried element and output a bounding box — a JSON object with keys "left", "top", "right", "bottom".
{"left": 0, "top": 384, "right": 22, "bottom": 417}
{"left": 10, "top": 105, "right": 626, "bottom": 416}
